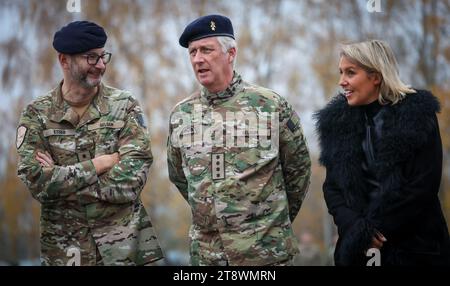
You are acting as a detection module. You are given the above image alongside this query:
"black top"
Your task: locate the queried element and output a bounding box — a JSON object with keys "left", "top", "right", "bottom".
{"left": 361, "top": 100, "right": 383, "bottom": 202}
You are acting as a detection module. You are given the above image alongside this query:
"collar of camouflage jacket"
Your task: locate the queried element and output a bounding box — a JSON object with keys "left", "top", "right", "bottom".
{"left": 49, "top": 81, "right": 110, "bottom": 126}
{"left": 200, "top": 71, "right": 243, "bottom": 105}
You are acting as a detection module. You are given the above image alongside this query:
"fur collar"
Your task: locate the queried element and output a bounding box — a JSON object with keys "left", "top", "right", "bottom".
{"left": 315, "top": 90, "right": 440, "bottom": 207}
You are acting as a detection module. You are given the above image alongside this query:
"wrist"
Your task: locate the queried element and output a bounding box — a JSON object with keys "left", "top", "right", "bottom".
{"left": 92, "top": 157, "right": 106, "bottom": 174}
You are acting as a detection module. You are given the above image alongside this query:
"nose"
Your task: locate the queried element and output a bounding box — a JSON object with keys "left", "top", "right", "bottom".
{"left": 95, "top": 58, "right": 106, "bottom": 69}
{"left": 339, "top": 74, "right": 347, "bottom": 88}
{"left": 192, "top": 52, "right": 204, "bottom": 65}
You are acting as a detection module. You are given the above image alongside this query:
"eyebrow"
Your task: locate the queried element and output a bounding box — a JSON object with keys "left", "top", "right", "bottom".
{"left": 340, "top": 65, "right": 357, "bottom": 71}
{"left": 189, "top": 44, "right": 215, "bottom": 50}
{"left": 85, "top": 51, "right": 106, "bottom": 56}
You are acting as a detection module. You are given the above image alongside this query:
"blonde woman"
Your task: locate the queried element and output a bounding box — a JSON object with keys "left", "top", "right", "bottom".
{"left": 315, "top": 40, "right": 450, "bottom": 266}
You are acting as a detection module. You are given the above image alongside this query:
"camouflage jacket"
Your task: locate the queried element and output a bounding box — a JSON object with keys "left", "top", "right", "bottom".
{"left": 167, "top": 73, "right": 311, "bottom": 266}
{"left": 16, "top": 82, "right": 163, "bottom": 266}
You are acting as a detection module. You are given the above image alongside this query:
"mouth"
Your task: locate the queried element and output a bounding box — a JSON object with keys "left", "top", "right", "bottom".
{"left": 197, "top": 68, "right": 210, "bottom": 75}
{"left": 344, "top": 90, "right": 354, "bottom": 97}
{"left": 88, "top": 70, "right": 103, "bottom": 78}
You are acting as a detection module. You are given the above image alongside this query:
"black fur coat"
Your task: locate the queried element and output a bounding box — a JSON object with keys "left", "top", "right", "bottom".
{"left": 315, "top": 90, "right": 450, "bottom": 266}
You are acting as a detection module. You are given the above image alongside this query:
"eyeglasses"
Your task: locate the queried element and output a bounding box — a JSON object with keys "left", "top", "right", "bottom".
{"left": 80, "top": 52, "right": 112, "bottom": 66}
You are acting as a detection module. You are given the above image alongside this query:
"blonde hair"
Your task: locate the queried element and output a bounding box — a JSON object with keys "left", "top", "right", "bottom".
{"left": 340, "top": 40, "right": 415, "bottom": 105}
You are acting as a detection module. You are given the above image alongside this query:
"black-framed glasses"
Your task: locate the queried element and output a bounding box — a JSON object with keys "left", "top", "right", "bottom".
{"left": 81, "top": 52, "right": 112, "bottom": 66}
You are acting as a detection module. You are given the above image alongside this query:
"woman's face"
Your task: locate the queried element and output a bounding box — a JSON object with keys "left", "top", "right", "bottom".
{"left": 338, "top": 56, "right": 381, "bottom": 106}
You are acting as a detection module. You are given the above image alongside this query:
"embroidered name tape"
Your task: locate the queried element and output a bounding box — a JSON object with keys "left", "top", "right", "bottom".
{"left": 88, "top": 120, "right": 125, "bottom": 131}
{"left": 43, "top": 129, "right": 76, "bottom": 137}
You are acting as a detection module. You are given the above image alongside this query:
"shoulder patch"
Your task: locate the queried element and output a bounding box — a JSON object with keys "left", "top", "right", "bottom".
{"left": 16, "top": 126, "right": 27, "bottom": 149}
{"left": 287, "top": 113, "right": 300, "bottom": 133}
{"left": 136, "top": 113, "right": 147, "bottom": 128}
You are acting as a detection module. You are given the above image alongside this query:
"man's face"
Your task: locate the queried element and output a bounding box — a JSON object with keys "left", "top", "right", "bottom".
{"left": 188, "top": 37, "right": 234, "bottom": 93}
{"left": 69, "top": 48, "right": 107, "bottom": 88}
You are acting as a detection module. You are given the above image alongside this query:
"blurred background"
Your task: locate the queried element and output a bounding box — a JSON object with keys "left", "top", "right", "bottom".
{"left": 0, "top": 0, "right": 449, "bottom": 266}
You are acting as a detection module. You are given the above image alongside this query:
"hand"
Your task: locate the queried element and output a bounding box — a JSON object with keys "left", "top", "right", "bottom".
{"left": 370, "top": 230, "right": 387, "bottom": 249}
{"left": 92, "top": 152, "right": 120, "bottom": 175}
{"left": 36, "top": 151, "right": 54, "bottom": 168}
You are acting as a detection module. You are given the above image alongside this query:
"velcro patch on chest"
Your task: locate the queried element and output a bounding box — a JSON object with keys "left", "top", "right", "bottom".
{"left": 88, "top": 120, "right": 125, "bottom": 131}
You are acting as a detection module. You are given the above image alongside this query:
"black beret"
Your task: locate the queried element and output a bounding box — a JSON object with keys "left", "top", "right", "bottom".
{"left": 53, "top": 21, "right": 107, "bottom": 54}
{"left": 179, "top": 14, "right": 234, "bottom": 48}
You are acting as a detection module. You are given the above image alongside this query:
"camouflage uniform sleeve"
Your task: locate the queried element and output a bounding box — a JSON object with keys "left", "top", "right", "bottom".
{"left": 167, "top": 113, "right": 188, "bottom": 201}
{"left": 90, "top": 97, "right": 153, "bottom": 204}
{"left": 278, "top": 97, "right": 312, "bottom": 222}
{"left": 16, "top": 105, "right": 98, "bottom": 204}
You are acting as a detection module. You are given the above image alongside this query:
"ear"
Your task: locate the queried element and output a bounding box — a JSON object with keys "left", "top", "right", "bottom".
{"left": 58, "top": 53, "right": 71, "bottom": 70}
{"left": 228, "top": 47, "right": 236, "bottom": 63}
{"left": 371, "top": 72, "right": 382, "bottom": 85}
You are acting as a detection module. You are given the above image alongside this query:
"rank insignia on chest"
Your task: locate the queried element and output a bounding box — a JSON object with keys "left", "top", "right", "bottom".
{"left": 212, "top": 153, "right": 225, "bottom": 180}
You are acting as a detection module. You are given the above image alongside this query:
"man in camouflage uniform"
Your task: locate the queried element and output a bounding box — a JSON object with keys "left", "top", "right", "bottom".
{"left": 167, "top": 14, "right": 311, "bottom": 266}
{"left": 16, "top": 21, "right": 163, "bottom": 266}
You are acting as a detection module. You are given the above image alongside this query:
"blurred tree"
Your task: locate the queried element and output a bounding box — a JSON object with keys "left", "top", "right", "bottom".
{"left": 0, "top": 148, "right": 39, "bottom": 264}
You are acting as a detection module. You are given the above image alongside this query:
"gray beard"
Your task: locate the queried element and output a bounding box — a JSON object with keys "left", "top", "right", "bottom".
{"left": 78, "top": 74, "right": 101, "bottom": 88}
{"left": 70, "top": 63, "right": 103, "bottom": 88}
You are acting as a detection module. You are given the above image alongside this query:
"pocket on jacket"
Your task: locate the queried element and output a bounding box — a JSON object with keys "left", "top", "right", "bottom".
{"left": 183, "top": 149, "right": 210, "bottom": 177}
{"left": 232, "top": 148, "right": 260, "bottom": 173}
{"left": 47, "top": 134, "right": 77, "bottom": 164}
{"left": 93, "top": 127, "right": 120, "bottom": 155}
